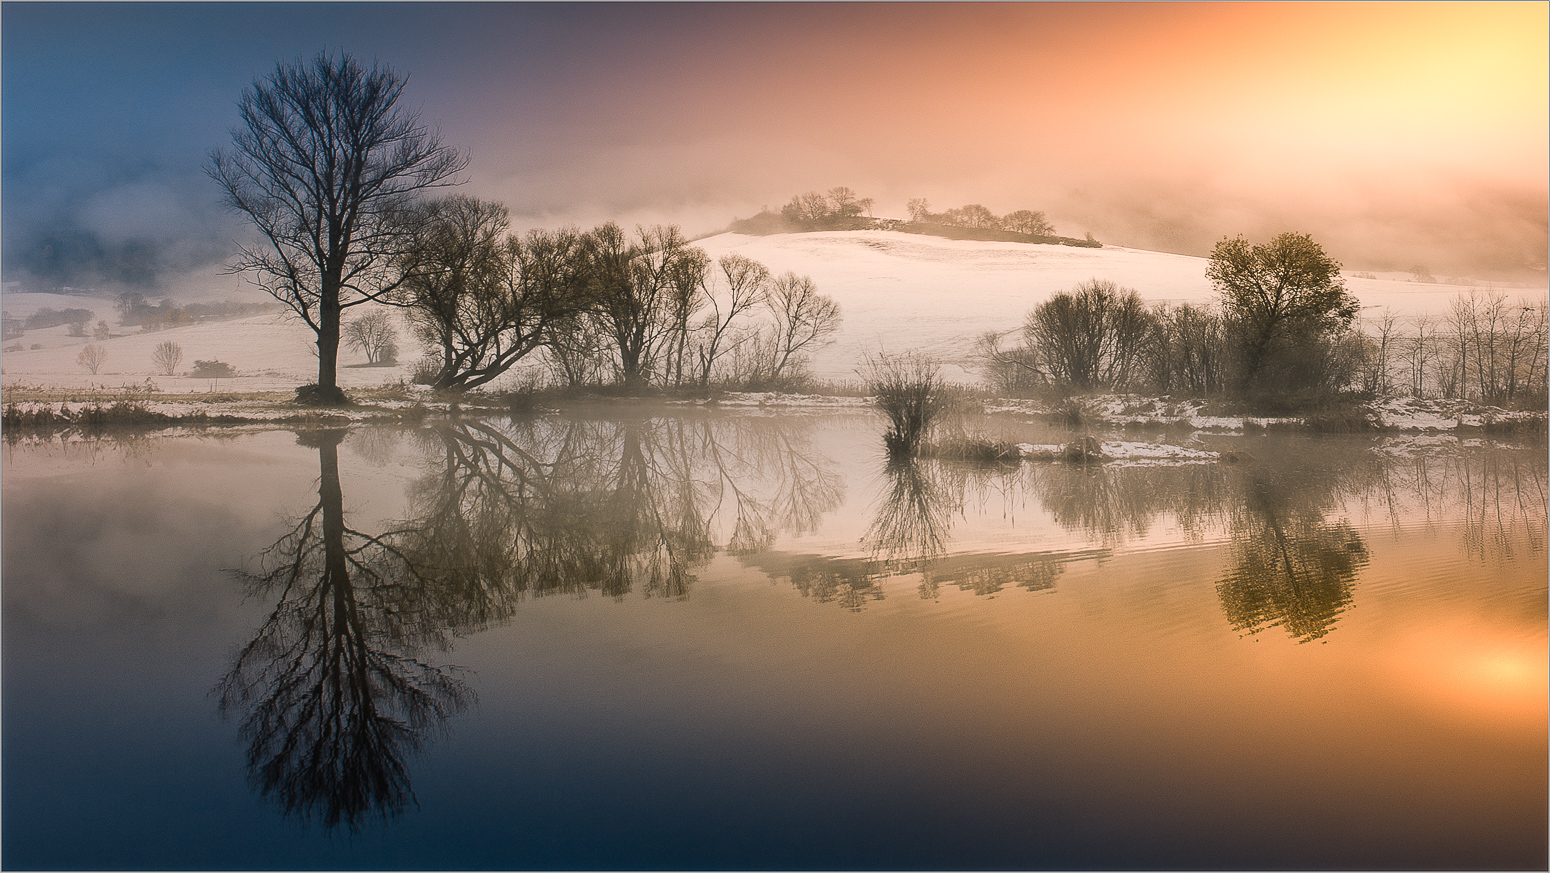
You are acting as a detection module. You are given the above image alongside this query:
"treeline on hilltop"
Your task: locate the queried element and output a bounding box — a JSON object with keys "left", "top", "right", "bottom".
{"left": 727, "top": 187, "right": 1100, "bottom": 248}
{"left": 977, "top": 232, "right": 1549, "bottom": 411}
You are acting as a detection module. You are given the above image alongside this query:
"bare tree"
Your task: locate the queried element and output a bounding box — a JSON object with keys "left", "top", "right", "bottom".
{"left": 344, "top": 310, "right": 399, "bottom": 365}
{"left": 1357, "top": 310, "right": 1400, "bottom": 395}
{"left": 906, "top": 198, "right": 932, "bottom": 222}
{"left": 151, "top": 340, "right": 184, "bottom": 376}
{"left": 976, "top": 330, "right": 1044, "bottom": 395}
{"left": 590, "top": 223, "right": 707, "bottom": 387}
{"left": 764, "top": 272, "right": 841, "bottom": 382}
{"left": 77, "top": 344, "right": 107, "bottom": 375}
{"left": 1024, "top": 279, "right": 1156, "bottom": 391}
{"left": 208, "top": 52, "right": 466, "bottom": 405}
{"left": 1002, "top": 209, "right": 1055, "bottom": 237}
{"left": 1403, "top": 314, "right": 1437, "bottom": 398}
{"left": 694, "top": 253, "right": 770, "bottom": 386}
{"left": 1152, "top": 303, "right": 1225, "bottom": 395}
{"left": 400, "top": 199, "right": 596, "bottom": 390}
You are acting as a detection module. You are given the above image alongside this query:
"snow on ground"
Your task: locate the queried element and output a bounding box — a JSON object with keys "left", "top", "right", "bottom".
{"left": 1016, "top": 441, "right": 1221, "bottom": 466}
{"left": 695, "top": 231, "right": 1540, "bottom": 383}
{"left": 0, "top": 310, "right": 423, "bottom": 394}
{"left": 4, "top": 230, "right": 1543, "bottom": 393}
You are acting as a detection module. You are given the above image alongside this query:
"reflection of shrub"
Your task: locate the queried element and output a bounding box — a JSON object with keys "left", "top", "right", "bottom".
{"left": 190, "top": 359, "right": 237, "bottom": 378}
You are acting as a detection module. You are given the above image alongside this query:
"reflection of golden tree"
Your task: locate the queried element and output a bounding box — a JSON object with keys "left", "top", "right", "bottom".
{"left": 1216, "top": 478, "right": 1370, "bottom": 643}
{"left": 216, "top": 431, "right": 472, "bottom": 831}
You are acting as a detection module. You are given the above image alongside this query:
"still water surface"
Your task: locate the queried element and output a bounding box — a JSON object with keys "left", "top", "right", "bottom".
{"left": 3, "top": 412, "right": 1546, "bottom": 870}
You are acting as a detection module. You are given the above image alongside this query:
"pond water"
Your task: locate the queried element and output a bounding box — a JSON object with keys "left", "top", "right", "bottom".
{"left": 3, "top": 412, "right": 1546, "bottom": 870}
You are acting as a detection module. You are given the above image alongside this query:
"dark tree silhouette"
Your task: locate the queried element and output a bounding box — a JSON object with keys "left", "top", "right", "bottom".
{"left": 208, "top": 52, "right": 466, "bottom": 404}
{"left": 216, "top": 431, "right": 471, "bottom": 831}
{"left": 399, "top": 198, "right": 593, "bottom": 390}
{"left": 589, "top": 223, "right": 707, "bottom": 386}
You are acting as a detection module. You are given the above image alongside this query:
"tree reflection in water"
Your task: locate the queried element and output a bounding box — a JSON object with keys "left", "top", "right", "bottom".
{"left": 219, "top": 415, "right": 843, "bottom": 829}
{"left": 1217, "top": 475, "right": 1370, "bottom": 643}
{"left": 215, "top": 430, "right": 472, "bottom": 832}
{"left": 397, "top": 415, "right": 844, "bottom": 603}
{"left": 836, "top": 439, "right": 1386, "bottom": 640}
{"left": 862, "top": 458, "right": 955, "bottom": 567}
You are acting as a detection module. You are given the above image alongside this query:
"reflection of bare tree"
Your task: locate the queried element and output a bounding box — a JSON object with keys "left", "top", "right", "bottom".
{"left": 216, "top": 431, "right": 472, "bottom": 831}
{"left": 862, "top": 458, "right": 955, "bottom": 568}
{"left": 1216, "top": 475, "right": 1370, "bottom": 642}
{"left": 1032, "top": 463, "right": 1229, "bottom": 545}
{"left": 1456, "top": 446, "right": 1548, "bottom": 565}
{"left": 396, "top": 414, "right": 844, "bottom": 604}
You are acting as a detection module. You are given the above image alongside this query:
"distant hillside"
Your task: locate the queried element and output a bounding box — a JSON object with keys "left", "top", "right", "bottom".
{"left": 725, "top": 188, "right": 1100, "bottom": 249}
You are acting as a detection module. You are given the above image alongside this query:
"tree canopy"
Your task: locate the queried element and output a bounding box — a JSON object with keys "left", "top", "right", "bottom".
{"left": 1207, "top": 232, "right": 1359, "bottom": 389}
{"left": 208, "top": 51, "right": 465, "bottom": 404}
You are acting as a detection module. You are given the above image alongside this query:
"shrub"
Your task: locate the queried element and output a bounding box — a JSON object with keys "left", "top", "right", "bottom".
{"left": 863, "top": 351, "right": 953, "bottom": 459}
{"left": 190, "top": 359, "right": 237, "bottom": 378}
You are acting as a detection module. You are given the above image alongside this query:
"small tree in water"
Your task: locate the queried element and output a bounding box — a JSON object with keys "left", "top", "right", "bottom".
{"left": 863, "top": 351, "right": 952, "bottom": 459}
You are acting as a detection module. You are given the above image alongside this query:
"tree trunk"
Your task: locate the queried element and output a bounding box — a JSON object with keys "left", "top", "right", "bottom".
{"left": 304, "top": 285, "right": 350, "bottom": 405}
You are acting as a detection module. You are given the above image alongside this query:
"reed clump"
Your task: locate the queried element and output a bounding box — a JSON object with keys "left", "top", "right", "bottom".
{"left": 862, "top": 352, "right": 954, "bottom": 459}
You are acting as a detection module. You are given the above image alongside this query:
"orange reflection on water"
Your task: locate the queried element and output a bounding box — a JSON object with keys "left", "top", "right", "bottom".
{"left": 1386, "top": 621, "right": 1549, "bottom": 728}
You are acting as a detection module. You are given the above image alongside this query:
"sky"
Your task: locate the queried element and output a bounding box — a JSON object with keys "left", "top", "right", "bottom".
{"left": 2, "top": 1, "right": 1546, "bottom": 297}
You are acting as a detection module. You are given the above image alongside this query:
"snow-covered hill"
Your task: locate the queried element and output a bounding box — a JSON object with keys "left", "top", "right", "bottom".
{"left": 695, "top": 231, "right": 1529, "bottom": 382}
{"left": 3, "top": 231, "right": 1539, "bottom": 391}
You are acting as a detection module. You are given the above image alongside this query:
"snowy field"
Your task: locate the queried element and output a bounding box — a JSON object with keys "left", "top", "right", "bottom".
{"left": 3, "top": 230, "right": 1543, "bottom": 393}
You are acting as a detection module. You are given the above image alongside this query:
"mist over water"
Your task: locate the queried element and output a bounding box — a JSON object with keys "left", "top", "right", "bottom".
{"left": 3, "top": 413, "right": 1544, "bottom": 869}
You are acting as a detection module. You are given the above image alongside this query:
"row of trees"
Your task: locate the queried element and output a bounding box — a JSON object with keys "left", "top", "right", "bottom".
{"left": 778, "top": 187, "right": 875, "bottom": 230}
{"left": 210, "top": 52, "right": 840, "bottom": 400}
{"left": 395, "top": 200, "right": 840, "bottom": 390}
{"left": 906, "top": 199, "right": 1056, "bottom": 237}
{"left": 981, "top": 232, "right": 1549, "bottom": 406}
{"left": 1356, "top": 292, "right": 1548, "bottom": 403}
